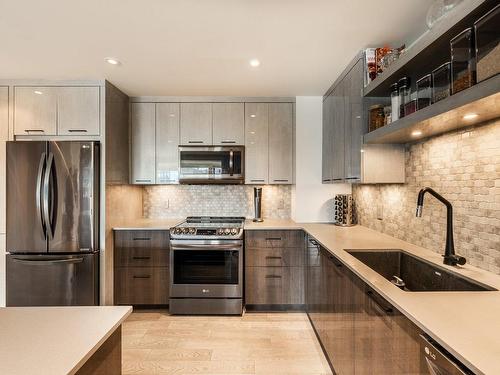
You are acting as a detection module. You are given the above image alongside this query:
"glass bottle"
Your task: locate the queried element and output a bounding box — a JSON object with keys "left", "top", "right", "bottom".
{"left": 398, "top": 77, "right": 410, "bottom": 118}
{"left": 390, "top": 82, "right": 399, "bottom": 122}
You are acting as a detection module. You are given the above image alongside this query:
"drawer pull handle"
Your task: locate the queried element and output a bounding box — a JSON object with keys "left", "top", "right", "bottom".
{"left": 266, "top": 256, "right": 282, "bottom": 260}
{"left": 265, "top": 275, "right": 282, "bottom": 279}
{"left": 132, "top": 256, "right": 151, "bottom": 260}
{"left": 133, "top": 275, "right": 151, "bottom": 279}
{"left": 265, "top": 237, "right": 282, "bottom": 241}
{"left": 133, "top": 237, "right": 151, "bottom": 241}
{"left": 68, "top": 129, "right": 88, "bottom": 133}
{"left": 24, "top": 129, "right": 45, "bottom": 133}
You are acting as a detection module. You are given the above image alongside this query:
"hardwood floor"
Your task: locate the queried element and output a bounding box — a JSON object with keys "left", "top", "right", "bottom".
{"left": 122, "top": 310, "right": 332, "bottom": 375}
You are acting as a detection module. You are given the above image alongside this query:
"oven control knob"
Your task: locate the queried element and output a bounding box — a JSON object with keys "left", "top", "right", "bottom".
{"left": 189, "top": 227, "right": 196, "bottom": 235}
{"left": 231, "top": 228, "right": 238, "bottom": 235}
{"left": 182, "top": 227, "right": 189, "bottom": 234}
{"left": 174, "top": 228, "right": 181, "bottom": 234}
{"left": 224, "top": 228, "right": 231, "bottom": 235}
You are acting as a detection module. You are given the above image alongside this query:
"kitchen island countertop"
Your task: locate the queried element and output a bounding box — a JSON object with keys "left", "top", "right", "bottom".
{"left": 0, "top": 306, "right": 132, "bottom": 375}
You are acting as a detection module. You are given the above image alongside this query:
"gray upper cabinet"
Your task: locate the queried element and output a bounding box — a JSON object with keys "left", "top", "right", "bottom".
{"left": 57, "top": 87, "right": 100, "bottom": 135}
{"left": 14, "top": 87, "right": 58, "bottom": 135}
{"left": 14, "top": 86, "right": 100, "bottom": 136}
{"left": 331, "top": 83, "right": 345, "bottom": 182}
{"left": 130, "top": 103, "right": 156, "bottom": 184}
{"left": 269, "top": 103, "right": 293, "bottom": 184}
{"left": 212, "top": 103, "right": 244, "bottom": 145}
{"left": 156, "top": 103, "right": 180, "bottom": 184}
{"left": 245, "top": 103, "right": 269, "bottom": 184}
{"left": 344, "top": 60, "right": 364, "bottom": 181}
{"left": 322, "top": 94, "right": 333, "bottom": 183}
{"left": 322, "top": 54, "right": 404, "bottom": 184}
{"left": 180, "top": 103, "right": 212, "bottom": 145}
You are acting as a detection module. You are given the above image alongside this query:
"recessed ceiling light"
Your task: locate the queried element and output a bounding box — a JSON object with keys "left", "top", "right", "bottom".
{"left": 250, "top": 114, "right": 256, "bottom": 118}
{"left": 463, "top": 113, "right": 478, "bottom": 120}
{"left": 104, "top": 57, "right": 121, "bottom": 65}
{"left": 412, "top": 130, "right": 423, "bottom": 137}
{"left": 34, "top": 90, "right": 43, "bottom": 95}
{"left": 249, "top": 59, "right": 260, "bottom": 67}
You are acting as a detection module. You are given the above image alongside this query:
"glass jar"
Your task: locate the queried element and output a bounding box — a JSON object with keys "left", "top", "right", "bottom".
{"left": 432, "top": 62, "right": 451, "bottom": 103}
{"left": 451, "top": 27, "right": 476, "bottom": 94}
{"left": 404, "top": 99, "right": 418, "bottom": 117}
{"left": 390, "top": 82, "right": 399, "bottom": 122}
{"left": 398, "top": 77, "right": 411, "bottom": 118}
{"left": 474, "top": 3, "right": 500, "bottom": 83}
{"left": 369, "top": 105, "right": 385, "bottom": 132}
{"left": 416, "top": 74, "right": 432, "bottom": 110}
{"left": 384, "top": 106, "right": 392, "bottom": 125}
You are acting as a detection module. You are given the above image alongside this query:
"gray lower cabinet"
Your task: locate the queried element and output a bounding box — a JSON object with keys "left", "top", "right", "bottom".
{"left": 306, "top": 238, "right": 425, "bottom": 374}
{"left": 245, "top": 230, "right": 305, "bottom": 308}
{"left": 130, "top": 102, "right": 180, "bottom": 184}
{"left": 113, "top": 230, "right": 170, "bottom": 305}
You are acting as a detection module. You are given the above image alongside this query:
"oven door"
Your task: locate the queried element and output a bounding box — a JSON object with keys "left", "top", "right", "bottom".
{"left": 170, "top": 240, "right": 243, "bottom": 298}
{"left": 178, "top": 146, "right": 244, "bottom": 184}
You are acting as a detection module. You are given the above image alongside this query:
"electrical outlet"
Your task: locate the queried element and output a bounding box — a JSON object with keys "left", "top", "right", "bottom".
{"left": 278, "top": 199, "right": 284, "bottom": 209}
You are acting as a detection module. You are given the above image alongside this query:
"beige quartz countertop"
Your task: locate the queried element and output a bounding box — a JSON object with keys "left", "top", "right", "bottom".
{"left": 112, "top": 218, "right": 184, "bottom": 230}
{"left": 0, "top": 306, "right": 132, "bottom": 375}
{"left": 246, "top": 219, "right": 500, "bottom": 375}
{"left": 112, "top": 217, "right": 500, "bottom": 373}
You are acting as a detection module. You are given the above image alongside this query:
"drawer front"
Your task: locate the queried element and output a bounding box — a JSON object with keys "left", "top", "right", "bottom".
{"left": 245, "top": 247, "right": 304, "bottom": 267}
{"left": 114, "top": 230, "right": 169, "bottom": 250}
{"left": 245, "top": 266, "right": 304, "bottom": 305}
{"left": 114, "top": 247, "right": 169, "bottom": 267}
{"left": 245, "top": 230, "right": 304, "bottom": 248}
{"left": 114, "top": 267, "right": 169, "bottom": 305}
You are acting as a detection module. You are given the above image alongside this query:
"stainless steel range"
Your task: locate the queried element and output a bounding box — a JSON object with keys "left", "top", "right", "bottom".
{"left": 169, "top": 217, "right": 245, "bottom": 315}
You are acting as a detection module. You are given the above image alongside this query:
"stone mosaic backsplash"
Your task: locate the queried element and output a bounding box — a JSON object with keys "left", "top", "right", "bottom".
{"left": 143, "top": 185, "right": 292, "bottom": 219}
{"left": 353, "top": 119, "right": 500, "bottom": 275}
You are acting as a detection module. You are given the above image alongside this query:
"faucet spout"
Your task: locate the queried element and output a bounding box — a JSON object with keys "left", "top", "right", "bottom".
{"left": 415, "top": 187, "right": 466, "bottom": 266}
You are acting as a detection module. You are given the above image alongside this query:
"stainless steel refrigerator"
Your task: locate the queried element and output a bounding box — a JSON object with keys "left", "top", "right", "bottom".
{"left": 6, "top": 141, "right": 100, "bottom": 306}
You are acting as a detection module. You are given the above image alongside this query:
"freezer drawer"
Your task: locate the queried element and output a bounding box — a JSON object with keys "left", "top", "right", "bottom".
{"left": 6, "top": 253, "right": 99, "bottom": 306}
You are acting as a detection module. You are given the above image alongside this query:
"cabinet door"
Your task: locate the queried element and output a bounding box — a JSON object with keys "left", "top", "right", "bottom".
{"left": 245, "top": 266, "right": 303, "bottom": 305}
{"left": 344, "top": 59, "right": 364, "bottom": 181}
{"left": 0, "top": 87, "right": 7, "bottom": 235}
{"left": 212, "top": 103, "right": 244, "bottom": 145}
{"left": 322, "top": 95, "right": 334, "bottom": 183}
{"left": 114, "top": 267, "right": 169, "bottom": 305}
{"left": 331, "top": 83, "right": 345, "bottom": 181}
{"left": 14, "top": 87, "right": 58, "bottom": 135}
{"left": 180, "top": 103, "right": 212, "bottom": 145}
{"left": 130, "top": 103, "right": 156, "bottom": 184}
{"left": 57, "top": 87, "right": 100, "bottom": 135}
{"left": 245, "top": 103, "right": 268, "bottom": 184}
{"left": 156, "top": 103, "right": 180, "bottom": 184}
{"left": 269, "top": 103, "right": 293, "bottom": 184}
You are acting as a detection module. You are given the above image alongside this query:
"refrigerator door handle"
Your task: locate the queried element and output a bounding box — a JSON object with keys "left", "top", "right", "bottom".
{"left": 43, "top": 152, "right": 55, "bottom": 239}
{"left": 36, "top": 152, "right": 47, "bottom": 239}
{"left": 11, "top": 257, "right": 84, "bottom": 265}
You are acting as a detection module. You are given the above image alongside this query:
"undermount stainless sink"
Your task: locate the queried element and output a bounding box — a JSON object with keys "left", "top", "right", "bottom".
{"left": 345, "top": 249, "right": 496, "bottom": 292}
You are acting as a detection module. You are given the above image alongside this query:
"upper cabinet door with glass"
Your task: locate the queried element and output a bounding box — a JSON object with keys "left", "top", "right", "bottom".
{"left": 212, "top": 103, "right": 244, "bottom": 145}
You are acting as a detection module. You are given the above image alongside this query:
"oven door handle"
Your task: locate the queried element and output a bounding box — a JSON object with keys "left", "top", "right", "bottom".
{"left": 171, "top": 244, "right": 242, "bottom": 251}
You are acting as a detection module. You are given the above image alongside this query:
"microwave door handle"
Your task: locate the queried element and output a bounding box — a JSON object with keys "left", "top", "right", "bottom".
{"left": 229, "top": 151, "right": 234, "bottom": 176}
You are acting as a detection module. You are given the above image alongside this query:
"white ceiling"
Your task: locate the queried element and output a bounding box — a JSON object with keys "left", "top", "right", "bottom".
{"left": 0, "top": 0, "right": 433, "bottom": 97}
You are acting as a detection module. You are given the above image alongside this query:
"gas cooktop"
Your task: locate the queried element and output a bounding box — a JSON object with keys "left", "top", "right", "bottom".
{"left": 170, "top": 216, "right": 245, "bottom": 240}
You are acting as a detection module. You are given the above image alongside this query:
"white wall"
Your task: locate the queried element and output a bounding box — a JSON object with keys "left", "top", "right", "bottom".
{"left": 292, "top": 96, "right": 351, "bottom": 222}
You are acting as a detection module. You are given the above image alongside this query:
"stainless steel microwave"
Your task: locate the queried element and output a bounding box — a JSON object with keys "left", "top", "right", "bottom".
{"left": 178, "top": 146, "right": 244, "bottom": 184}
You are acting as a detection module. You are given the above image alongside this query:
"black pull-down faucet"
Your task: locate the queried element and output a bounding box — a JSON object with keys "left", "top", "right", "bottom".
{"left": 416, "top": 187, "right": 466, "bottom": 266}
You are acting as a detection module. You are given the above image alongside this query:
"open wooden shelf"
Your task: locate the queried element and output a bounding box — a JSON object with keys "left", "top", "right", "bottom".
{"left": 363, "top": 0, "right": 494, "bottom": 98}
{"left": 363, "top": 74, "right": 500, "bottom": 144}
